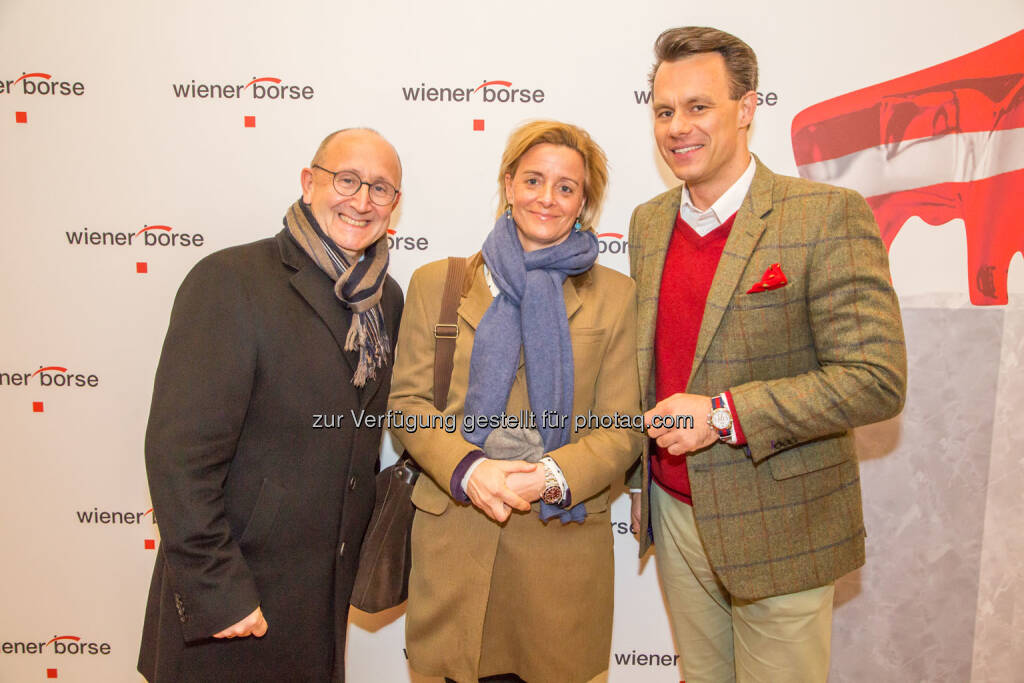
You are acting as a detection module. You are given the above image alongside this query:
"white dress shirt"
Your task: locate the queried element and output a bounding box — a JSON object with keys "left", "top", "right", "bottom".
{"left": 679, "top": 156, "right": 756, "bottom": 235}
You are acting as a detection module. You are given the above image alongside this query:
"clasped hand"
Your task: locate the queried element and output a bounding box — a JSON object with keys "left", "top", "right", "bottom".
{"left": 466, "top": 459, "right": 544, "bottom": 523}
{"left": 645, "top": 392, "right": 717, "bottom": 455}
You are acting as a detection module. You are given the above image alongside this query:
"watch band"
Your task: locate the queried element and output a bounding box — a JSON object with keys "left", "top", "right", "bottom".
{"left": 709, "top": 394, "right": 734, "bottom": 440}
{"left": 539, "top": 456, "right": 566, "bottom": 505}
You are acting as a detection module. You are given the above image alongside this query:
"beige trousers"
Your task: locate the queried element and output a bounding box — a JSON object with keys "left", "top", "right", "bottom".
{"left": 651, "top": 483, "right": 835, "bottom": 683}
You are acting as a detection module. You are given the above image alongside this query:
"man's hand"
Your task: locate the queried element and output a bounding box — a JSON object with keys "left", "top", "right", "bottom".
{"left": 466, "top": 459, "right": 536, "bottom": 523}
{"left": 630, "top": 491, "right": 642, "bottom": 534}
{"left": 213, "top": 606, "right": 267, "bottom": 639}
{"left": 645, "top": 393, "right": 717, "bottom": 455}
{"left": 505, "top": 465, "right": 545, "bottom": 504}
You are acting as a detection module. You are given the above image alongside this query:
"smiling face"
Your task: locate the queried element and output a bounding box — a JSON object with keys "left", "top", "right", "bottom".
{"left": 300, "top": 129, "right": 402, "bottom": 259}
{"left": 504, "top": 143, "right": 586, "bottom": 253}
{"left": 652, "top": 52, "right": 755, "bottom": 209}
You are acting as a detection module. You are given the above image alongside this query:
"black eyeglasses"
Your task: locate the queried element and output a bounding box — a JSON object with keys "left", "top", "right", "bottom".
{"left": 312, "top": 165, "right": 399, "bottom": 206}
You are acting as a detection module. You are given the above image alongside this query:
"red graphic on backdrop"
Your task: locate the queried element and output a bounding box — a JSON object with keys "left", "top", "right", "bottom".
{"left": 32, "top": 401, "right": 44, "bottom": 412}
{"left": 135, "top": 225, "right": 172, "bottom": 236}
{"left": 472, "top": 80, "right": 513, "bottom": 93}
{"left": 792, "top": 30, "right": 1024, "bottom": 305}
{"left": 46, "top": 669, "right": 57, "bottom": 678}
{"left": 13, "top": 72, "right": 51, "bottom": 84}
{"left": 45, "top": 636, "right": 79, "bottom": 646}
{"left": 32, "top": 366, "right": 67, "bottom": 377}
{"left": 15, "top": 111, "right": 27, "bottom": 123}
{"left": 243, "top": 77, "right": 281, "bottom": 89}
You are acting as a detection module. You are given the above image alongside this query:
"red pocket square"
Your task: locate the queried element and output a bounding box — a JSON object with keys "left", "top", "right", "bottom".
{"left": 746, "top": 263, "right": 788, "bottom": 293}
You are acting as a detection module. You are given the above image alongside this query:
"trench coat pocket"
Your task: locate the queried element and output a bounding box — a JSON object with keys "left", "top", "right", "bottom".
{"left": 767, "top": 442, "right": 851, "bottom": 480}
{"left": 581, "top": 489, "right": 610, "bottom": 514}
{"left": 571, "top": 327, "right": 605, "bottom": 355}
{"left": 239, "top": 478, "right": 286, "bottom": 551}
{"left": 410, "top": 476, "right": 450, "bottom": 516}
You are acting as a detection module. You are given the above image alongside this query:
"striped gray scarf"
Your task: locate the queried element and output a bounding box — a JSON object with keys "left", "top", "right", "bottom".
{"left": 284, "top": 199, "right": 391, "bottom": 387}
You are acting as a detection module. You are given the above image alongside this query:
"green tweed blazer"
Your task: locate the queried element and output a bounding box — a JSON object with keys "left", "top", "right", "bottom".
{"left": 629, "top": 157, "right": 907, "bottom": 600}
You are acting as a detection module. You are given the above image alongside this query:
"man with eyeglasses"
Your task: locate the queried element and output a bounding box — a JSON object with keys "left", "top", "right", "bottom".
{"left": 139, "top": 128, "right": 404, "bottom": 682}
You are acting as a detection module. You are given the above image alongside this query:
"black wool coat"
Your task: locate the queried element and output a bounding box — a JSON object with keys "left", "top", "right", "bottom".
{"left": 138, "top": 229, "right": 403, "bottom": 682}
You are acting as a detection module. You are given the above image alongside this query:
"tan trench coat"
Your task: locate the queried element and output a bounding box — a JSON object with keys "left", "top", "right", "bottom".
{"left": 388, "top": 254, "right": 643, "bottom": 682}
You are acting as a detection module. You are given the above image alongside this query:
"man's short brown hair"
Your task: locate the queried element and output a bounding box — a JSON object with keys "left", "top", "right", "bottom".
{"left": 649, "top": 26, "right": 758, "bottom": 99}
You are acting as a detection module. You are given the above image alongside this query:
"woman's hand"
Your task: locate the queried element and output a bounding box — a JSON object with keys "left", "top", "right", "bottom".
{"left": 466, "top": 459, "right": 537, "bottom": 522}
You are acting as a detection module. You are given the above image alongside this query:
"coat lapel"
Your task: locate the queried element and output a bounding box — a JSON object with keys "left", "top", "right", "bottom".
{"left": 636, "top": 190, "right": 681, "bottom": 406}
{"left": 688, "top": 158, "right": 774, "bottom": 387}
{"left": 457, "top": 259, "right": 493, "bottom": 332}
{"left": 277, "top": 230, "right": 358, "bottom": 377}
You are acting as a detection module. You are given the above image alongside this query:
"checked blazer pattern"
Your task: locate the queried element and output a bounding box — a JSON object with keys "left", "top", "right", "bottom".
{"left": 629, "top": 157, "right": 907, "bottom": 600}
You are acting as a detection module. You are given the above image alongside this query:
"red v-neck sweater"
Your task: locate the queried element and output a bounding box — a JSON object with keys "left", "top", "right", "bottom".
{"left": 652, "top": 211, "right": 737, "bottom": 504}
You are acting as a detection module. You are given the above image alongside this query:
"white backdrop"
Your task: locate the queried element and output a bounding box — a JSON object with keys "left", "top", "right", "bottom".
{"left": 1, "top": 1, "right": 1022, "bottom": 681}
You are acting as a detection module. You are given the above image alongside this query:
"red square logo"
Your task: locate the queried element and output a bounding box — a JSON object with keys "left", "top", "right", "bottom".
{"left": 144, "top": 539, "right": 156, "bottom": 550}
{"left": 136, "top": 262, "right": 148, "bottom": 274}
{"left": 15, "top": 111, "right": 27, "bottom": 123}
{"left": 47, "top": 669, "right": 58, "bottom": 678}
{"left": 472, "top": 119, "right": 484, "bottom": 131}
{"left": 32, "top": 401, "right": 44, "bottom": 413}
{"left": 244, "top": 115, "right": 256, "bottom": 128}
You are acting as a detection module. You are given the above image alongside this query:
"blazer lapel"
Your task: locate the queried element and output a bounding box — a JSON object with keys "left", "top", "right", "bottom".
{"left": 688, "top": 158, "right": 774, "bottom": 387}
{"left": 278, "top": 230, "right": 358, "bottom": 377}
{"left": 636, "top": 190, "right": 681, "bottom": 406}
{"left": 457, "top": 259, "right": 493, "bottom": 332}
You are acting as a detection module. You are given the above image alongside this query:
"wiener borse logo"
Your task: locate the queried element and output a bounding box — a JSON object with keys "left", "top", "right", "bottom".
{"left": 597, "top": 232, "right": 629, "bottom": 255}
{"left": 386, "top": 229, "right": 430, "bottom": 251}
{"left": 633, "top": 87, "right": 778, "bottom": 106}
{"left": 76, "top": 506, "right": 156, "bottom": 525}
{"left": 172, "top": 76, "right": 314, "bottom": 100}
{"left": 402, "top": 79, "right": 545, "bottom": 103}
{"left": 0, "top": 366, "right": 98, "bottom": 388}
{"left": 65, "top": 224, "right": 204, "bottom": 247}
{"left": 1, "top": 635, "right": 111, "bottom": 655}
{"left": 0, "top": 72, "right": 85, "bottom": 96}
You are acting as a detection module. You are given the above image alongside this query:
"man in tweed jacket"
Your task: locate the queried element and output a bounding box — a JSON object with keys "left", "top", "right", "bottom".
{"left": 628, "top": 27, "right": 907, "bottom": 682}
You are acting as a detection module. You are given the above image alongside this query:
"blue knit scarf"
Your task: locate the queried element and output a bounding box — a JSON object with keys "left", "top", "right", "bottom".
{"left": 462, "top": 213, "right": 598, "bottom": 522}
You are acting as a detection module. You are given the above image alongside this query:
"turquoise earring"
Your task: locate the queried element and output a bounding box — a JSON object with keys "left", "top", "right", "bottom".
{"left": 573, "top": 219, "right": 582, "bottom": 231}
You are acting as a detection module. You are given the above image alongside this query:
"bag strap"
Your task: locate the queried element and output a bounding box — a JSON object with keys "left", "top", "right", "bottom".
{"left": 432, "top": 256, "right": 467, "bottom": 411}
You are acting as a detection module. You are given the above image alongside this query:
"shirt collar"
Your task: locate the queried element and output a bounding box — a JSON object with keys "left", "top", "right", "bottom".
{"left": 679, "top": 156, "right": 756, "bottom": 236}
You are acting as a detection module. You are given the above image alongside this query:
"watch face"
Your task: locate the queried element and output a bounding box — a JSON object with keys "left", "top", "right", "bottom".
{"left": 542, "top": 486, "right": 561, "bottom": 504}
{"left": 711, "top": 409, "right": 732, "bottom": 430}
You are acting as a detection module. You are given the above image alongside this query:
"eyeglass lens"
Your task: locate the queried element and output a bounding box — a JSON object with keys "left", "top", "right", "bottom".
{"left": 334, "top": 171, "right": 396, "bottom": 205}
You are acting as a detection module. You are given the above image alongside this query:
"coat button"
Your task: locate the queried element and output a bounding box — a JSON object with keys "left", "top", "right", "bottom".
{"left": 338, "top": 541, "right": 346, "bottom": 558}
{"left": 349, "top": 476, "right": 357, "bottom": 490}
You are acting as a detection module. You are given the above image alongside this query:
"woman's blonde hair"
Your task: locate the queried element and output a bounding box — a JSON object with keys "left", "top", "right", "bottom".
{"left": 496, "top": 120, "right": 608, "bottom": 231}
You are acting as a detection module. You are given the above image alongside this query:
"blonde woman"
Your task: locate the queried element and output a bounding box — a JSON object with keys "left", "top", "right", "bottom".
{"left": 389, "top": 120, "right": 642, "bottom": 682}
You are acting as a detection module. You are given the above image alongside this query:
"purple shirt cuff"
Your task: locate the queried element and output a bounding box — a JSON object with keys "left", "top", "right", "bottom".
{"left": 450, "top": 450, "right": 486, "bottom": 502}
